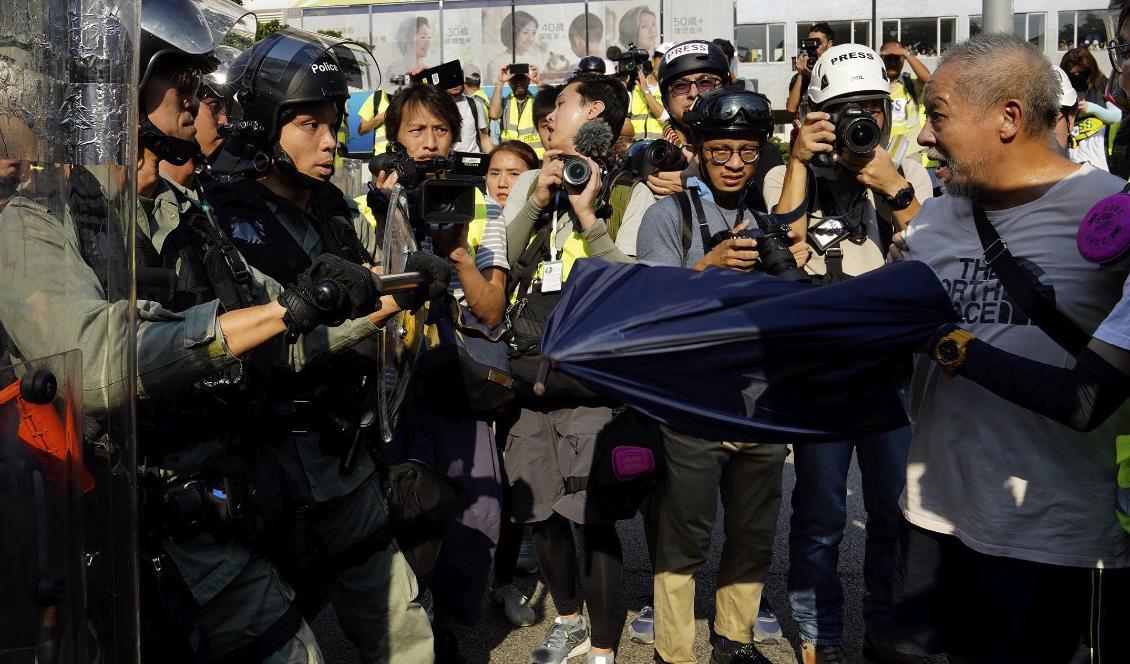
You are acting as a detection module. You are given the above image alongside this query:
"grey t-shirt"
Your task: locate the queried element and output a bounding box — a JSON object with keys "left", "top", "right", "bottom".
{"left": 635, "top": 192, "right": 741, "bottom": 267}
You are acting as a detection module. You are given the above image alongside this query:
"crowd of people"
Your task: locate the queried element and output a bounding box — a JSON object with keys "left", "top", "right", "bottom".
{"left": 7, "top": 1, "right": 1130, "bottom": 664}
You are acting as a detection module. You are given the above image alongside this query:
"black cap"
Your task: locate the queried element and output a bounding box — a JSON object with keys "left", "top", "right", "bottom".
{"left": 577, "top": 56, "right": 606, "bottom": 74}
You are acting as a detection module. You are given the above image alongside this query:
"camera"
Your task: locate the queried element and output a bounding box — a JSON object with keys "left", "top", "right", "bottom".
{"left": 812, "top": 103, "right": 882, "bottom": 167}
{"left": 800, "top": 38, "right": 821, "bottom": 61}
{"left": 625, "top": 139, "right": 689, "bottom": 179}
{"left": 557, "top": 155, "right": 592, "bottom": 187}
{"left": 710, "top": 224, "right": 809, "bottom": 282}
{"left": 508, "top": 63, "right": 529, "bottom": 76}
{"left": 389, "top": 74, "right": 407, "bottom": 87}
{"left": 607, "top": 43, "right": 652, "bottom": 75}
{"left": 369, "top": 150, "right": 489, "bottom": 225}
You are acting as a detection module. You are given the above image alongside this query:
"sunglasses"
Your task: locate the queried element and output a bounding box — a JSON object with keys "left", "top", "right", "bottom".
{"left": 669, "top": 75, "right": 724, "bottom": 96}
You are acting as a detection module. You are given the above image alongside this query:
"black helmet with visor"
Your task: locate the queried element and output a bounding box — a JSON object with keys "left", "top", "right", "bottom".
{"left": 682, "top": 86, "right": 774, "bottom": 143}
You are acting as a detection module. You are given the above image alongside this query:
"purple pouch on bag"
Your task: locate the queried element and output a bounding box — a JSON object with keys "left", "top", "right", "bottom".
{"left": 610, "top": 446, "right": 656, "bottom": 481}
{"left": 1079, "top": 188, "right": 1130, "bottom": 268}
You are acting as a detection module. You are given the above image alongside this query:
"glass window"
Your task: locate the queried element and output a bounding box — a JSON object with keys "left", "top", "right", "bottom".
{"left": 1060, "top": 10, "right": 1111, "bottom": 51}
{"left": 736, "top": 23, "right": 785, "bottom": 63}
{"left": 853, "top": 20, "right": 872, "bottom": 48}
{"left": 970, "top": 15, "right": 982, "bottom": 39}
{"left": 940, "top": 17, "right": 956, "bottom": 54}
{"left": 882, "top": 19, "right": 900, "bottom": 45}
{"left": 1027, "top": 13, "right": 1046, "bottom": 51}
{"left": 901, "top": 17, "right": 938, "bottom": 56}
{"left": 1014, "top": 13, "right": 1026, "bottom": 40}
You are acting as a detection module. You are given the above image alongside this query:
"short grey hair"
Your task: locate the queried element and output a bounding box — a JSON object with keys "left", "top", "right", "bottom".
{"left": 938, "top": 33, "right": 1060, "bottom": 138}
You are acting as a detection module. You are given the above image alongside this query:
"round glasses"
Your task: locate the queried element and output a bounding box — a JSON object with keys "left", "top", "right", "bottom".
{"left": 704, "top": 145, "right": 760, "bottom": 165}
{"left": 1108, "top": 40, "right": 1130, "bottom": 74}
{"left": 669, "top": 75, "right": 724, "bottom": 96}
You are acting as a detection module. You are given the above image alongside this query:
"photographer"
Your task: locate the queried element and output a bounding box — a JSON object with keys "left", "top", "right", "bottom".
{"left": 370, "top": 82, "right": 511, "bottom": 661}
{"left": 491, "top": 64, "right": 544, "bottom": 157}
{"left": 762, "top": 43, "right": 932, "bottom": 664}
{"left": 634, "top": 86, "right": 809, "bottom": 664}
{"left": 613, "top": 46, "right": 662, "bottom": 141}
{"left": 786, "top": 22, "right": 835, "bottom": 116}
{"left": 444, "top": 62, "right": 492, "bottom": 154}
{"left": 879, "top": 40, "right": 932, "bottom": 162}
{"left": 357, "top": 86, "right": 394, "bottom": 155}
{"left": 501, "top": 72, "right": 644, "bottom": 664}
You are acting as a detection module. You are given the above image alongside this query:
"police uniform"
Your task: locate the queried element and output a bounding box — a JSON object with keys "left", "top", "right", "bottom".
{"left": 0, "top": 169, "right": 329, "bottom": 663}
{"left": 207, "top": 177, "right": 434, "bottom": 664}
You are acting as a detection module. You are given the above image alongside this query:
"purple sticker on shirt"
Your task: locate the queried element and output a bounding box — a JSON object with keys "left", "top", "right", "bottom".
{"left": 1079, "top": 192, "right": 1130, "bottom": 266}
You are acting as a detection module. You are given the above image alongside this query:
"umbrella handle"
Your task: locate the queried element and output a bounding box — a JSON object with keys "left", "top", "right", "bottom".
{"left": 533, "top": 358, "right": 553, "bottom": 397}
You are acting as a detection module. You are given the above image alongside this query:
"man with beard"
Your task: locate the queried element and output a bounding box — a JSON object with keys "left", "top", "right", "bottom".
{"left": 888, "top": 34, "right": 1130, "bottom": 662}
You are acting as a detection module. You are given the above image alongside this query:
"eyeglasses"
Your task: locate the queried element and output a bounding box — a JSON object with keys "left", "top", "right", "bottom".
{"left": 200, "top": 98, "right": 228, "bottom": 119}
{"left": 1108, "top": 40, "right": 1130, "bottom": 74}
{"left": 669, "top": 75, "right": 724, "bottom": 96}
{"left": 704, "top": 145, "right": 760, "bottom": 165}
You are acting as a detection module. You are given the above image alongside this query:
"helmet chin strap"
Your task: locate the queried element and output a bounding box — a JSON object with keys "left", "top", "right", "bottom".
{"left": 271, "top": 143, "right": 329, "bottom": 191}
{"left": 139, "top": 115, "right": 200, "bottom": 166}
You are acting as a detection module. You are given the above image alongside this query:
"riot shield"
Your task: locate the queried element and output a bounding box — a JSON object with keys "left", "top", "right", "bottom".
{"left": 378, "top": 185, "right": 425, "bottom": 443}
{"left": 0, "top": 1, "right": 141, "bottom": 661}
{"left": 0, "top": 352, "right": 92, "bottom": 664}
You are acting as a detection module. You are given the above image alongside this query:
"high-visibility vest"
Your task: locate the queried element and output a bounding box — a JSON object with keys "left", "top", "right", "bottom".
{"left": 1117, "top": 435, "right": 1130, "bottom": 533}
{"left": 470, "top": 88, "right": 490, "bottom": 109}
{"left": 888, "top": 76, "right": 934, "bottom": 167}
{"left": 501, "top": 96, "right": 543, "bottom": 157}
{"left": 358, "top": 90, "right": 392, "bottom": 154}
{"left": 630, "top": 86, "right": 662, "bottom": 140}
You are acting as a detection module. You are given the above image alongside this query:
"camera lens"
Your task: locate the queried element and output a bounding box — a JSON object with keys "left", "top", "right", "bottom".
{"left": 756, "top": 228, "right": 809, "bottom": 282}
{"left": 842, "top": 117, "right": 881, "bottom": 154}
{"left": 563, "top": 158, "right": 591, "bottom": 186}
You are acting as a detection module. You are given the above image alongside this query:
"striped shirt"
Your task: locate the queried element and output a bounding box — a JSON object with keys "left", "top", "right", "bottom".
{"left": 450, "top": 194, "right": 508, "bottom": 302}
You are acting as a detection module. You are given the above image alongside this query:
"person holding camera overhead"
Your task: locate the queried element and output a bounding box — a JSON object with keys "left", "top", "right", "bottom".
{"left": 634, "top": 85, "right": 811, "bottom": 664}
{"left": 786, "top": 22, "right": 835, "bottom": 117}
{"left": 762, "top": 42, "right": 932, "bottom": 664}
{"left": 491, "top": 63, "right": 545, "bottom": 157}
{"left": 369, "top": 82, "right": 511, "bottom": 663}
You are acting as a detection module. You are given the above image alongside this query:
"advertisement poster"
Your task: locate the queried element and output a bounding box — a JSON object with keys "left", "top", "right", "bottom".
{"left": 370, "top": 4, "right": 442, "bottom": 79}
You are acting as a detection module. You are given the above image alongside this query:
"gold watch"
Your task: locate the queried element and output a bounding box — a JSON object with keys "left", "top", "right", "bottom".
{"left": 933, "top": 328, "right": 976, "bottom": 377}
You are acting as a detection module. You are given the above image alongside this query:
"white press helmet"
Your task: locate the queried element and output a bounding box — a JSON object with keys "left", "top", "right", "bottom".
{"left": 1054, "top": 67, "right": 1078, "bottom": 108}
{"left": 807, "top": 43, "right": 890, "bottom": 108}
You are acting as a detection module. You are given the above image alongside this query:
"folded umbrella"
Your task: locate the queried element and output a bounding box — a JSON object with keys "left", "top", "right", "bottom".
{"left": 540, "top": 259, "right": 958, "bottom": 443}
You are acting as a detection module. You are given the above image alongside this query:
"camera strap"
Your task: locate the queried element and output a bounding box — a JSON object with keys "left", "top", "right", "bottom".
{"left": 971, "top": 204, "right": 1089, "bottom": 355}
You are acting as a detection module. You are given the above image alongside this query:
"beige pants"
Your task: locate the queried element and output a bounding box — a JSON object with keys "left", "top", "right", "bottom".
{"left": 653, "top": 427, "right": 787, "bottom": 664}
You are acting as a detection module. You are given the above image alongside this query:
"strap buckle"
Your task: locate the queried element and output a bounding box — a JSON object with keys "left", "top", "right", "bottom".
{"left": 825, "top": 247, "right": 844, "bottom": 260}
{"left": 983, "top": 238, "right": 1008, "bottom": 264}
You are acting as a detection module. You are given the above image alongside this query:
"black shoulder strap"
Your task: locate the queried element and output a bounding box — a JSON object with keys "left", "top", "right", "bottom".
{"left": 972, "top": 204, "right": 1090, "bottom": 355}
{"left": 688, "top": 188, "right": 715, "bottom": 253}
{"left": 466, "top": 94, "right": 480, "bottom": 130}
{"left": 508, "top": 220, "right": 552, "bottom": 300}
{"left": 675, "top": 191, "right": 694, "bottom": 267}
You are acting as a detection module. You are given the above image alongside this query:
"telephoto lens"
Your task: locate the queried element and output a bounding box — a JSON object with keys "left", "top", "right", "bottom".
{"left": 756, "top": 225, "right": 810, "bottom": 282}
{"left": 560, "top": 156, "right": 592, "bottom": 186}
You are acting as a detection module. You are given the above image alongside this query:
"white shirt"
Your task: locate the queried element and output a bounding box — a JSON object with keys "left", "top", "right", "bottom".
{"left": 899, "top": 163, "right": 1130, "bottom": 568}
{"left": 453, "top": 95, "right": 487, "bottom": 153}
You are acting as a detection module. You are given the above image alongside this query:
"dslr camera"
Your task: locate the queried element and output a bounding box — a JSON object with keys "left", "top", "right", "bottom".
{"left": 556, "top": 155, "right": 593, "bottom": 187}
{"left": 370, "top": 150, "right": 488, "bottom": 225}
{"left": 711, "top": 224, "right": 809, "bottom": 282}
{"left": 624, "top": 139, "right": 688, "bottom": 179}
{"left": 812, "top": 103, "right": 882, "bottom": 167}
{"left": 607, "top": 42, "right": 652, "bottom": 75}
{"left": 799, "top": 38, "right": 821, "bottom": 61}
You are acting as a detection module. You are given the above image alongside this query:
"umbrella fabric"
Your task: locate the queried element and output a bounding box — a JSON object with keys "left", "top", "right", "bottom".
{"left": 540, "top": 259, "right": 958, "bottom": 443}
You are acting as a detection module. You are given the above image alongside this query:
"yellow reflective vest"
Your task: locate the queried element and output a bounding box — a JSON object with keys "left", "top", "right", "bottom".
{"left": 630, "top": 86, "right": 662, "bottom": 140}
{"left": 358, "top": 90, "right": 392, "bottom": 155}
{"left": 501, "top": 96, "right": 543, "bottom": 157}
{"left": 888, "top": 76, "right": 933, "bottom": 167}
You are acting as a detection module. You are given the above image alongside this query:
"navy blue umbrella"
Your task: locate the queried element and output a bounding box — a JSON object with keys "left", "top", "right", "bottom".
{"left": 540, "top": 259, "right": 958, "bottom": 442}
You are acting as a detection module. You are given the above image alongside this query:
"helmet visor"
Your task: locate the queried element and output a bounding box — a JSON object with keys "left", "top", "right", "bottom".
{"left": 144, "top": 0, "right": 257, "bottom": 57}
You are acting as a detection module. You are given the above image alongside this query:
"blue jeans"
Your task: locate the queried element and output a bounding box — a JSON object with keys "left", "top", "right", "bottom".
{"left": 787, "top": 426, "right": 910, "bottom": 645}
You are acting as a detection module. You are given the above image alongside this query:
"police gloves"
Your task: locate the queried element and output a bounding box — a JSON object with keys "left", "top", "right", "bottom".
{"left": 394, "top": 251, "right": 452, "bottom": 312}
{"left": 279, "top": 253, "right": 381, "bottom": 342}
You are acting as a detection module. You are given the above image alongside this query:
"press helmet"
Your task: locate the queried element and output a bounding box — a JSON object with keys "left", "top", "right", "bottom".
{"left": 807, "top": 43, "right": 890, "bottom": 108}
{"left": 657, "top": 40, "right": 730, "bottom": 99}
{"left": 682, "top": 86, "right": 774, "bottom": 143}
{"left": 1054, "top": 67, "right": 1079, "bottom": 108}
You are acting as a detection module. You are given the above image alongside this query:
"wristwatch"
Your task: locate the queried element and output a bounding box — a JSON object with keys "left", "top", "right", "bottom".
{"left": 933, "top": 328, "right": 976, "bottom": 377}
{"left": 884, "top": 183, "right": 916, "bottom": 211}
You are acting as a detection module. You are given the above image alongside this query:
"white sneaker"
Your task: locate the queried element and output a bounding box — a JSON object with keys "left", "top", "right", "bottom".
{"left": 492, "top": 583, "right": 537, "bottom": 627}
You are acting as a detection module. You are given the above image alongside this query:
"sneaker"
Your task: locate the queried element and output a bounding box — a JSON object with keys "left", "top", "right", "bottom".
{"left": 710, "top": 634, "right": 772, "bottom": 664}
{"left": 799, "top": 642, "right": 847, "bottom": 664}
{"left": 586, "top": 652, "right": 615, "bottom": 664}
{"left": 751, "top": 600, "right": 783, "bottom": 645}
{"left": 529, "top": 616, "right": 591, "bottom": 664}
{"left": 861, "top": 633, "right": 931, "bottom": 664}
{"left": 627, "top": 605, "right": 654, "bottom": 645}
{"left": 492, "top": 583, "right": 537, "bottom": 627}
{"left": 517, "top": 537, "right": 539, "bottom": 574}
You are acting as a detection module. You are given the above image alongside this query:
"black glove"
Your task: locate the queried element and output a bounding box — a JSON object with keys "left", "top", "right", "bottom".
{"left": 278, "top": 253, "right": 381, "bottom": 342}
{"left": 393, "top": 251, "right": 451, "bottom": 312}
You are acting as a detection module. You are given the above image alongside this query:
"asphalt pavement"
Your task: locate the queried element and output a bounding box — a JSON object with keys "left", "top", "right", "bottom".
{"left": 314, "top": 448, "right": 882, "bottom": 663}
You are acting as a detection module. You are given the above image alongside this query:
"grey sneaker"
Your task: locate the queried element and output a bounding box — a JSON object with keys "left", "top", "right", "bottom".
{"left": 529, "top": 616, "right": 591, "bottom": 664}
{"left": 492, "top": 583, "right": 537, "bottom": 627}
{"left": 751, "top": 601, "right": 782, "bottom": 644}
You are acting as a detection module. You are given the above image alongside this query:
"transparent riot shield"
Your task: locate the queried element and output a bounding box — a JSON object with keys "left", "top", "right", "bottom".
{"left": 379, "top": 185, "right": 426, "bottom": 442}
{"left": 0, "top": 352, "right": 92, "bottom": 664}
{"left": 0, "top": 1, "right": 139, "bottom": 662}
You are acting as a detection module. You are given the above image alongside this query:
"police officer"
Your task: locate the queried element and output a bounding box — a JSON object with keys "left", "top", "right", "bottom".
{"left": 491, "top": 64, "right": 544, "bottom": 157}
{"left": 0, "top": 0, "right": 428, "bottom": 661}
{"left": 206, "top": 28, "right": 443, "bottom": 664}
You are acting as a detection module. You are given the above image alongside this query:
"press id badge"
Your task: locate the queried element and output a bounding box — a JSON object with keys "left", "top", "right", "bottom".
{"left": 541, "top": 261, "right": 564, "bottom": 293}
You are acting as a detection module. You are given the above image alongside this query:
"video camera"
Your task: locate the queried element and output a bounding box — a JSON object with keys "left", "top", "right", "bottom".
{"left": 624, "top": 139, "right": 688, "bottom": 179}
{"left": 607, "top": 43, "right": 652, "bottom": 75}
{"left": 812, "top": 103, "right": 882, "bottom": 167}
{"left": 369, "top": 150, "right": 489, "bottom": 225}
{"left": 799, "top": 38, "right": 821, "bottom": 61}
